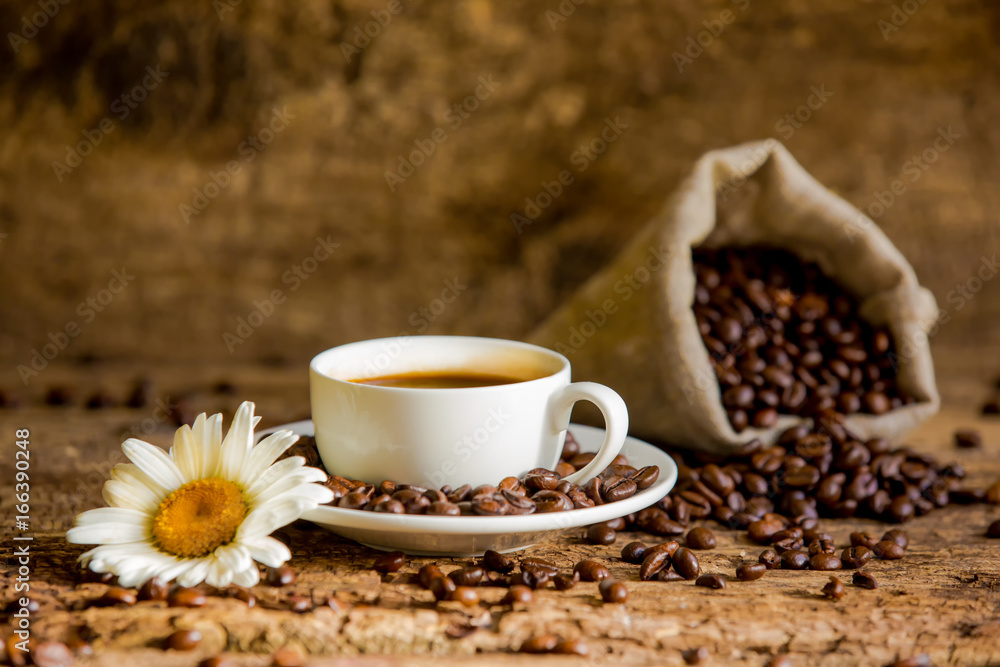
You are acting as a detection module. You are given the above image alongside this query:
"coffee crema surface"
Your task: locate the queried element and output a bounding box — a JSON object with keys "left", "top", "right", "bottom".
{"left": 349, "top": 371, "right": 529, "bottom": 389}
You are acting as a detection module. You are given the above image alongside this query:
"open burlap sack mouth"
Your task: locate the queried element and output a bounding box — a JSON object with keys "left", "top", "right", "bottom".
{"left": 528, "top": 139, "right": 940, "bottom": 454}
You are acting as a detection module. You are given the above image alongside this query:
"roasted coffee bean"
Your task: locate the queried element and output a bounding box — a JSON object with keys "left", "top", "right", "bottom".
{"left": 338, "top": 491, "right": 371, "bottom": 510}
{"left": 636, "top": 508, "right": 685, "bottom": 536}
{"left": 986, "top": 520, "right": 1000, "bottom": 538}
{"left": 508, "top": 570, "right": 547, "bottom": 589}
{"left": 532, "top": 490, "right": 573, "bottom": 513}
{"left": 953, "top": 428, "right": 982, "bottom": 449}
{"left": 31, "top": 642, "right": 75, "bottom": 667}
{"left": 587, "top": 524, "right": 616, "bottom": 545}
{"left": 695, "top": 573, "right": 726, "bottom": 589}
{"left": 450, "top": 586, "right": 480, "bottom": 607}
{"left": 430, "top": 576, "right": 457, "bottom": 601}
{"left": 780, "top": 550, "right": 809, "bottom": 570}
{"left": 850, "top": 532, "right": 880, "bottom": 549}
{"left": 199, "top": 658, "right": 235, "bottom": 667}
{"left": 570, "top": 452, "right": 597, "bottom": 468}
{"left": 520, "top": 635, "right": 559, "bottom": 654}
{"left": 758, "top": 549, "right": 780, "bottom": 569}
{"left": 632, "top": 466, "right": 661, "bottom": 489}
{"left": 447, "top": 484, "right": 472, "bottom": 503}
{"left": 372, "top": 551, "right": 407, "bottom": 573}
{"left": 872, "top": 541, "right": 905, "bottom": 560}
{"left": 521, "top": 557, "right": 559, "bottom": 577}
{"left": 541, "top": 639, "right": 585, "bottom": 657}
{"left": 841, "top": 546, "right": 871, "bottom": 569}
{"left": 553, "top": 573, "right": 579, "bottom": 590}
{"left": 748, "top": 518, "right": 785, "bottom": 544}
{"left": 602, "top": 476, "right": 638, "bottom": 502}
{"left": 583, "top": 477, "right": 604, "bottom": 505}
{"left": 736, "top": 563, "right": 767, "bottom": 581}
{"left": 683, "top": 647, "right": 710, "bottom": 665}
{"left": 271, "top": 646, "right": 305, "bottom": 667}
{"left": 555, "top": 461, "right": 576, "bottom": 478}
{"left": 672, "top": 547, "right": 701, "bottom": 580}
{"left": 852, "top": 570, "right": 878, "bottom": 589}
{"left": 449, "top": 566, "right": 484, "bottom": 587}
{"left": 483, "top": 550, "right": 515, "bottom": 573}
{"left": 288, "top": 595, "right": 313, "bottom": 613}
{"left": 807, "top": 539, "right": 836, "bottom": 557}
{"left": 621, "top": 541, "right": 648, "bottom": 564}
{"left": 686, "top": 527, "right": 717, "bottom": 550}
{"left": 881, "top": 529, "right": 909, "bottom": 549}
{"left": 165, "top": 629, "right": 202, "bottom": 651}
{"left": 599, "top": 579, "right": 628, "bottom": 603}
{"left": 427, "top": 500, "right": 461, "bottom": 515}
{"left": 809, "top": 553, "right": 842, "bottom": 571}
{"left": 503, "top": 585, "right": 534, "bottom": 604}
{"left": 821, "top": 576, "right": 845, "bottom": 600}
{"left": 524, "top": 469, "right": 561, "bottom": 492}
{"left": 138, "top": 576, "right": 169, "bottom": 602}
{"left": 640, "top": 548, "right": 671, "bottom": 581}
{"left": 573, "top": 559, "right": 610, "bottom": 582}
{"left": 561, "top": 431, "right": 581, "bottom": 459}
{"left": 657, "top": 569, "right": 685, "bottom": 582}
{"left": 888, "top": 496, "right": 915, "bottom": 523}
{"left": 418, "top": 564, "right": 445, "bottom": 588}
{"left": 167, "top": 588, "right": 205, "bottom": 608}
{"left": 374, "top": 498, "right": 405, "bottom": 513}
{"left": 94, "top": 586, "right": 137, "bottom": 607}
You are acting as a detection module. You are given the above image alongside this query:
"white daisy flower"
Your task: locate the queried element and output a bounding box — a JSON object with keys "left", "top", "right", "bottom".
{"left": 67, "top": 401, "right": 332, "bottom": 589}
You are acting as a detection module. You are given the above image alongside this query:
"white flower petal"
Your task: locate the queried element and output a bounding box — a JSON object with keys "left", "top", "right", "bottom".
{"left": 110, "top": 464, "right": 169, "bottom": 501}
{"left": 243, "top": 457, "right": 318, "bottom": 502}
{"left": 68, "top": 508, "right": 150, "bottom": 544}
{"left": 206, "top": 558, "right": 234, "bottom": 588}
{"left": 122, "top": 439, "right": 186, "bottom": 491}
{"left": 232, "top": 567, "right": 260, "bottom": 588}
{"left": 275, "top": 484, "right": 335, "bottom": 507}
{"left": 79, "top": 541, "right": 159, "bottom": 566}
{"left": 215, "top": 543, "right": 252, "bottom": 573}
{"left": 219, "top": 402, "right": 255, "bottom": 481}
{"left": 177, "top": 559, "right": 212, "bottom": 588}
{"left": 170, "top": 425, "right": 200, "bottom": 482}
{"left": 237, "top": 498, "right": 309, "bottom": 541}
{"left": 239, "top": 430, "right": 299, "bottom": 487}
{"left": 243, "top": 536, "right": 291, "bottom": 568}
{"left": 192, "top": 412, "right": 223, "bottom": 478}
{"left": 102, "top": 479, "right": 159, "bottom": 513}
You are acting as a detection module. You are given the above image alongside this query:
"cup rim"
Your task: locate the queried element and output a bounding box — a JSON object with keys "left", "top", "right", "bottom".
{"left": 309, "top": 335, "right": 571, "bottom": 392}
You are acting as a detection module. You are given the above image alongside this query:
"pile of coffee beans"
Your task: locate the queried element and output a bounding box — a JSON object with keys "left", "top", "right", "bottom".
{"left": 283, "top": 433, "right": 659, "bottom": 516}
{"left": 692, "top": 247, "right": 914, "bottom": 431}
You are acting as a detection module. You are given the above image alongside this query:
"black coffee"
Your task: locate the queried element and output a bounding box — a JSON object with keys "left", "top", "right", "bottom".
{"left": 350, "top": 371, "right": 526, "bottom": 389}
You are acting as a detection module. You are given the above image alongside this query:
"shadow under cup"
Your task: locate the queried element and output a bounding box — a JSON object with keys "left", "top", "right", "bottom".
{"left": 308, "top": 336, "right": 573, "bottom": 489}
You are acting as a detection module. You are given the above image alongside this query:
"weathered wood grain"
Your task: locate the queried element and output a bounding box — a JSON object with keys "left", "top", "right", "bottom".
{"left": 1, "top": 365, "right": 999, "bottom": 666}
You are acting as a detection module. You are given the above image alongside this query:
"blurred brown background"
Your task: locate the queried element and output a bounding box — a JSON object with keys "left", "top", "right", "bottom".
{"left": 0, "top": 0, "right": 998, "bottom": 403}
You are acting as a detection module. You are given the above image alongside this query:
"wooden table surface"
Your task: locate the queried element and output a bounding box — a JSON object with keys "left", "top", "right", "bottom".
{"left": 2, "top": 365, "right": 999, "bottom": 666}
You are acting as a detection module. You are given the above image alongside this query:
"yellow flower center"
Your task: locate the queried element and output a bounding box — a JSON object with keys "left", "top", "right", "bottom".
{"left": 152, "top": 479, "right": 247, "bottom": 558}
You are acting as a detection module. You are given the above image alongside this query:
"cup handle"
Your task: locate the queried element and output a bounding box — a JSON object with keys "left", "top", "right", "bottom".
{"left": 548, "top": 382, "right": 629, "bottom": 485}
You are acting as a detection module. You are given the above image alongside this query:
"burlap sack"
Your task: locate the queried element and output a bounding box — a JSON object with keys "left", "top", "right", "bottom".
{"left": 528, "top": 139, "right": 940, "bottom": 454}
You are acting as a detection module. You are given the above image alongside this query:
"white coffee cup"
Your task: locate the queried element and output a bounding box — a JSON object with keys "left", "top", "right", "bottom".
{"left": 306, "top": 336, "right": 628, "bottom": 489}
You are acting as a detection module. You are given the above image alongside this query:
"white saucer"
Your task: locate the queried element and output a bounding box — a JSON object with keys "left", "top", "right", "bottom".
{"left": 259, "top": 422, "right": 677, "bottom": 557}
